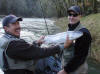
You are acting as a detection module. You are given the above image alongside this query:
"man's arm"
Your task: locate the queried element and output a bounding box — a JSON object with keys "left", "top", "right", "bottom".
{"left": 6, "top": 39, "right": 61, "bottom": 60}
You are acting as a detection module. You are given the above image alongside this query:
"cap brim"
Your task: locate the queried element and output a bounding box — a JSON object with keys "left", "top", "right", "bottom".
{"left": 10, "top": 17, "right": 22, "bottom": 24}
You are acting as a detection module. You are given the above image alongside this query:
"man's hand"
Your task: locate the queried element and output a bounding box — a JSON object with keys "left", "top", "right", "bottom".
{"left": 64, "top": 35, "right": 73, "bottom": 48}
{"left": 37, "top": 36, "right": 45, "bottom": 44}
{"left": 57, "top": 70, "right": 67, "bottom": 74}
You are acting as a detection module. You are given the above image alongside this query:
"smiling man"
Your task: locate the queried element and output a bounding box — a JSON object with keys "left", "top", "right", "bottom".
{"left": 0, "top": 14, "right": 72, "bottom": 74}
{"left": 58, "top": 6, "right": 92, "bottom": 74}
{"left": 3, "top": 15, "right": 22, "bottom": 38}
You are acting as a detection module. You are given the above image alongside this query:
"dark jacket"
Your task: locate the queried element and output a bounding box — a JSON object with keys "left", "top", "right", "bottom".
{"left": 64, "top": 22, "right": 92, "bottom": 73}
{"left": 6, "top": 39, "right": 61, "bottom": 60}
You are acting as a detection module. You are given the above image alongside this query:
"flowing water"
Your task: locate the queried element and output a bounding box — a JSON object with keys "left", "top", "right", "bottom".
{"left": 0, "top": 18, "right": 100, "bottom": 74}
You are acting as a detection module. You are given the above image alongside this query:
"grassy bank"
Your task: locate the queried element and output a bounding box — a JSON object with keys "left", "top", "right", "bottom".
{"left": 55, "top": 13, "right": 100, "bottom": 62}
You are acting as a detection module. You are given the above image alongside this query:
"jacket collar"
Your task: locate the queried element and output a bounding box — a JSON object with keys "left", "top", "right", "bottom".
{"left": 4, "top": 32, "right": 20, "bottom": 39}
{"left": 68, "top": 21, "right": 80, "bottom": 31}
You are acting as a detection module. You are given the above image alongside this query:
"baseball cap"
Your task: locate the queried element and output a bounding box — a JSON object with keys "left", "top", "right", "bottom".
{"left": 68, "top": 6, "right": 82, "bottom": 15}
{"left": 2, "top": 14, "right": 22, "bottom": 26}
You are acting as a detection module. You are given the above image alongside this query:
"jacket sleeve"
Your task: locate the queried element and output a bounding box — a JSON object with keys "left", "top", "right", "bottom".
{"left": 64, "top": 32, "right": 92, "bottom": 73}
{"left": 6, "top": 39, "right": 61, "bottom": 60}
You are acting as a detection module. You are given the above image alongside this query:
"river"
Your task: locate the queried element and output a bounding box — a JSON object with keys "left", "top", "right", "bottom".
{"left": 0, "top": 18, "right": 100, "bottom": 74}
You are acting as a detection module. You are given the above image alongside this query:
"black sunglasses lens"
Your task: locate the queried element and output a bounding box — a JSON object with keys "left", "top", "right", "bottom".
{"left": 74, "top": 14, "right": 78, "bottom": 17}
{"left": 68, "top": 13, "right": 72, "bottom": 16}
{"left": 68, "top": 13, "right": 78, "bottom": 17}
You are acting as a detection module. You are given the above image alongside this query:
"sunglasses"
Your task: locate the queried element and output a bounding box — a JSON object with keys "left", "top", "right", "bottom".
{"left": 68, "top": 13, "right": 78, "bottom": 17}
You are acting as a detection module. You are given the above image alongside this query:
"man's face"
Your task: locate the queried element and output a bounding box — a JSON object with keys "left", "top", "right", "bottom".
{"left": 4, "top": 21, "right": 21, "bottom": 37}
{"left": 68, "top": 11, "right": 81, "bottom": 24}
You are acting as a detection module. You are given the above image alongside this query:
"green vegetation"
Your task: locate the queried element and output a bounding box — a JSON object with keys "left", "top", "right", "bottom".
{"left": 0, "top": 0, "right": 100, "bottom": 17}
{"left": 55, "top": 13, "right": 100, "bottom": 62}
